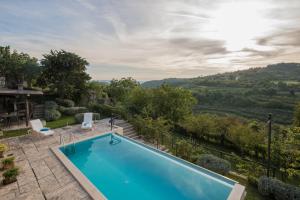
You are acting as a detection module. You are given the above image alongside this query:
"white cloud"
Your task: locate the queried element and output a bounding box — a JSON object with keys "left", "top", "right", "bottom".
{"left": 1, "top": 0, "right": 300, "bottom": 80}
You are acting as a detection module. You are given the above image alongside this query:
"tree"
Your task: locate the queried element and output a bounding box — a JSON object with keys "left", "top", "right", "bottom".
{"left": 152, "top": 84, "right": 197, "bottom": 122}
{"left": 293, "top": 102, "right": 300, "bottom": 127}
{"left": 0, "top": 46, "right": 40, "bottom": 88}
{"left": 38, "top": 50, "right": 91, "bottom": 100}
{"left": 107, "top": 77, "right": 139, "bottom": 103}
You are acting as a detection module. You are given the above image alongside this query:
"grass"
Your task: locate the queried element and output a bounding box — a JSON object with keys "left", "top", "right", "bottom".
{"left": 46, "top": 115, "right": 77, "bottom": 129}
{"left": 0, "top": 116, "right": 77, "bottom": 139}
{"left": 0, "top": 128, "right": 29, "bottom": 139}
{"left": 227, "top": 174, "right": 269, "bottom": 200}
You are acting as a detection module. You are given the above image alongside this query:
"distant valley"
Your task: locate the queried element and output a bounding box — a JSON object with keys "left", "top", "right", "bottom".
{"left": 143, "top": 63, "right": 300, "bottom": 124}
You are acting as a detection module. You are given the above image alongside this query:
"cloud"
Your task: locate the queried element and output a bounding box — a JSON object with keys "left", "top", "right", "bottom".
{"left": 1, "top": 0, "right": 300, "bottom": 80}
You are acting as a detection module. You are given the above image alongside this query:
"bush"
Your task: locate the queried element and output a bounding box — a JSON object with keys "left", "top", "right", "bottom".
{"left": 90, "top": 104, "right": 126, "bottom": 118}
{"left": 45, "top": 109, "right": 61, "bottom": 121}
{"left": 248, "top": 175, "right": 258, "bottom": 187}
{"left": 55, "top": 98, "right": 75, "bottom": 107}
{"left": 197, "top": 154, "right": 231, "bottom": 175}
{"left": 2, "top": 156, "right": 15, "bottom": 169}
{"left": 58, "top": 106, "right": 67, "bottom": 113}
{"left": 3, "top": 167, "right": 19, "bottom": 185}
{"left": 258, "top": 176, "right": 300, "bottom": 200}
{"left": 62, "top": 107, "right": 88, "bottom": 116}
{"left": 74, "top": 113, "right": 100, "bottom": 123}
{"left": 44, "top": 101, "right": 58, "bottom": 110}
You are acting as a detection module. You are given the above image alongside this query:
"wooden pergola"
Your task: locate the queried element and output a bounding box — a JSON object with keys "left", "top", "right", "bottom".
{"left": 0, "top": 88, "right": 43, "bottom": 127}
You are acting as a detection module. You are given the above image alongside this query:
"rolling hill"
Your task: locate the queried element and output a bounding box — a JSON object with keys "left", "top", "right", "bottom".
{"left": 142, "top": 63, "right": 300, "bottom": 124}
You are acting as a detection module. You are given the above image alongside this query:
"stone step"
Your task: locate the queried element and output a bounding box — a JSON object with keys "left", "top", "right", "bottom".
{"left": 130, "top": 135, "right": 140, "bottom": 140}
{"left": 123, "top": 126, "right": 135, "bottom": 132}
{"left": 125, "top": 132, "right": 137, "bottom": 138}
{"left": 124, "top": 131, "right": 137, "bottom": 136}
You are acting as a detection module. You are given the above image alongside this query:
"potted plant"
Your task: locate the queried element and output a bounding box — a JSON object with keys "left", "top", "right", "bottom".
{"left": 0, "top": 143, "right": 8, "bottom": 158}
{"left": 2, "top": 156, "right": 15, "bottom": 170}
{"left": 2, "top": 167, "right": 19, "bottom": 185}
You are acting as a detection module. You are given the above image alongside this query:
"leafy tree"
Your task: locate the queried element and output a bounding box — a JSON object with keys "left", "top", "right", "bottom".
{"left": 81, "top": 81, "right": 108, "bottom": 105}
{"left": 38, "top": 50, "right": 90, "bottom": 100}
{"left": 107, "top": 77, "right": 139, "bottom": 103}
{"left": 0, "top": 46, "right": 40, "bottom": 88}
{"left": 152, "top": 84, "right": 197, "bottom": 122}
{"left": 124, "top": 87, "right": 153, "bottom": 117}
{"left": 293, "top": 102, "right": 300, "bottom": 127}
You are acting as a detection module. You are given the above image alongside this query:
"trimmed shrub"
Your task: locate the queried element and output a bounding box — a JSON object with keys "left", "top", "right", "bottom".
{"left": 248, "top": 175, "right": 258, "bottom": 187}
{"left": 58, "top": 106, "right": 67, "bottom": 113}
{"left": 258, "top": 176, "right": 300, "bottom": 200}
{"left": 197, "top": 154, "right": 231, "bottom": 175}
{"left": 45, "top": 109, "right": 61, "bottom": 121}
{"left": 55, "top": 98, "right": 75, "bottom": 107}
{"left": 74, "top": 113, "right": 100, "bottom": 123}
{"left": 44, "top": 101, "right": 58, "bottom": 110}
{"left": 62, "top": 107, "right": 88, "bottom": 116}
{"left": 90, "top": 104, "right": 127, "bottom": 118}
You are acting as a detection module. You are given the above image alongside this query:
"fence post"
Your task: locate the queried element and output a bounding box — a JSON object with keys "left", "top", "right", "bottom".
{"left": 267, "top": 114, "right": 272, "bottom": 177}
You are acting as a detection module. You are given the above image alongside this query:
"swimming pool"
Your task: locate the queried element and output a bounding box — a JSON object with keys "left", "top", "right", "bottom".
{"left": 53, "top": 133, "right": 245, "bottom": 200}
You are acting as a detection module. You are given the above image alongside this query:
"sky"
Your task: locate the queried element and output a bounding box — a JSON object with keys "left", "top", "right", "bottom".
{"left": 1, "top": 0, "right": 300, "bottom": 81}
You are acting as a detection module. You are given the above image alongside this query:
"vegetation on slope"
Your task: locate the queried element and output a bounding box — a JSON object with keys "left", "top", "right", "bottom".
{"left": 143, "top": 63, "right": 300, "bottom": 124}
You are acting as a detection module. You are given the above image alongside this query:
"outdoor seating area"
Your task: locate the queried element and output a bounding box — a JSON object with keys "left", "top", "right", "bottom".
{"left": 0, "top": 119, "right": 113, "bottom": 200}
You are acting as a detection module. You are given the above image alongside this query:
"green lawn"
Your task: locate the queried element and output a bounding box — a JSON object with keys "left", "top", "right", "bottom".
{"left": 0, "top": 128, "right": 29, "bottom": 139}
{"left": 46, "top": 116, "right": 77, "bottom": 129}
{"left": 0, "top": 116, "right": 77, "bottom": 139}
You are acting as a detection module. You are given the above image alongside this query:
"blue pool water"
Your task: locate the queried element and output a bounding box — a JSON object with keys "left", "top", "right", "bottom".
{"left": 61, "top": 133, "right": 235, "bottom": 200}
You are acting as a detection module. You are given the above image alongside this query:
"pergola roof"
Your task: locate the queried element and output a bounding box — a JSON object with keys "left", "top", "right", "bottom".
{"left": 0, "top": 88, "right": 43, "bottom": 96}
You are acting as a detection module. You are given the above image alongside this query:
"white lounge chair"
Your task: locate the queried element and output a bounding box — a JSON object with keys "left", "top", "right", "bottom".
{"left": 81, "top": 113, "right": 93, "bottom": 130}
{"left": 29, "top": 119, "right": 54, "bottom": 136}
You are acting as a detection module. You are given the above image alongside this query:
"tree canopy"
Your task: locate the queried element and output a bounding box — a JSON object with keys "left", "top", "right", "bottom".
{"left": 37, "top": 50, "right": 91, "bottom": 100}
{"left": 0, "top": 46, "right": 40, "bottom": 88}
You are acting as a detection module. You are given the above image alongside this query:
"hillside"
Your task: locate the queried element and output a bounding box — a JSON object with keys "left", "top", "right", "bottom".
{"left": 142, "top": 63, "right": 300, "bottom": 124}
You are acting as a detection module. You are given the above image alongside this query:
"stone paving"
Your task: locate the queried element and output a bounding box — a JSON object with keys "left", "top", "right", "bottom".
{"left": 0, "top": 119, "right": 112, "bottom": 200}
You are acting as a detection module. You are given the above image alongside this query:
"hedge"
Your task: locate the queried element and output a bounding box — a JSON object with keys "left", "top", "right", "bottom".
{"left": 44, "top": 101, "right": 58, "bottom": 110}
{"left": 44, "top": 109, "right": 61, "bottom": 121}
{"left": 258, "top": 176, "right": 300, "bottom": 200}
{"left": 197, "top": 154, "right": 231, "bottom": 175}
{"left": 61, "top": 107, "right": 88, "bottom": 116}
{"left": 74, "top": 113, "right": 100, "bottom": 123}
{"left": 55, "top": 98, "right": 75, "bottom": 107}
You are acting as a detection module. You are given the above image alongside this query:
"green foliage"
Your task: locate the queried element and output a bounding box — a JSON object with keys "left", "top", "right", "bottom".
{"left": 0, "top": 143, "right": 8, "bottom": 152}
{"left": 44, "top": 109, "right": 61, "bottom": 121}
{"left": 74, "top": 113, "right": 100, "bottom": 123}
{"left": 107, "top": 77, "right": 139, "bottom": 103}
{"left": 3, "top": 167, "right": 19, "bottom": 184}
{"left": 46, "top": 116, "right": 76, "bottom": 129}
{"left": 55, "top": 98, "right": 75, "bottom": 107}
{"left": 248, "top": 175, "right": 258, "bottom": 187}
{"left": 44, "top": 101, "right": 58, "bottom": 110}
{"left": 81, "top": 81, "right": 108, "bottom": 105}
{"left": 90, "top": 103, "right": 126, "bottom": 118}
{"left": 293, "top": 102, "right": 300, "bottom": 127}
{"left": 258, "top": 176, "right": 300, "bottom": 200}
{"left": 2, "top": 157, "right": 15, "bottom": 165}
{"left": 197, "top": 154, "right": 231, "bottom": 175}
{"left": 61, "top": 107, "right": 88, "bottom": 116}
{"left": 151, "top": 85, "right": 197, "bottom": 122}
{"left": 175, "top": 139, "right": 194, "bottom": 161}
{"left": 143, "top": 63, "right": 300, "bottom": 124}
{"left": 0, "top": 46, "right": 40, "bottom": 88}
{"left": 37, "top": 50, "right": 91, "bottom": 100}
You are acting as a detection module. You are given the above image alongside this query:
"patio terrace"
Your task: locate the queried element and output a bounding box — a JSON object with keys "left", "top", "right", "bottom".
{"left": 0, "top": 119, "right": 112, "bottom": 200}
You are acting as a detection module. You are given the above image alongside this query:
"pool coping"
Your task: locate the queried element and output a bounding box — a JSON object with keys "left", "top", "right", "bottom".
{"left": 51, "top": 131, "right": 246, "bottom": 200}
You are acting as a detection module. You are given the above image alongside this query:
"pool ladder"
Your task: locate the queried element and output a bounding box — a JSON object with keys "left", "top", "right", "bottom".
{"left": 60, "top": 132, "right": 76, "bottom": 154}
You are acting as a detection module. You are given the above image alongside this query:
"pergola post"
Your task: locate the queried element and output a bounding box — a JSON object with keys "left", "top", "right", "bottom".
{"left": 25, "top": 95, "right": 30, "bottom": 127}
